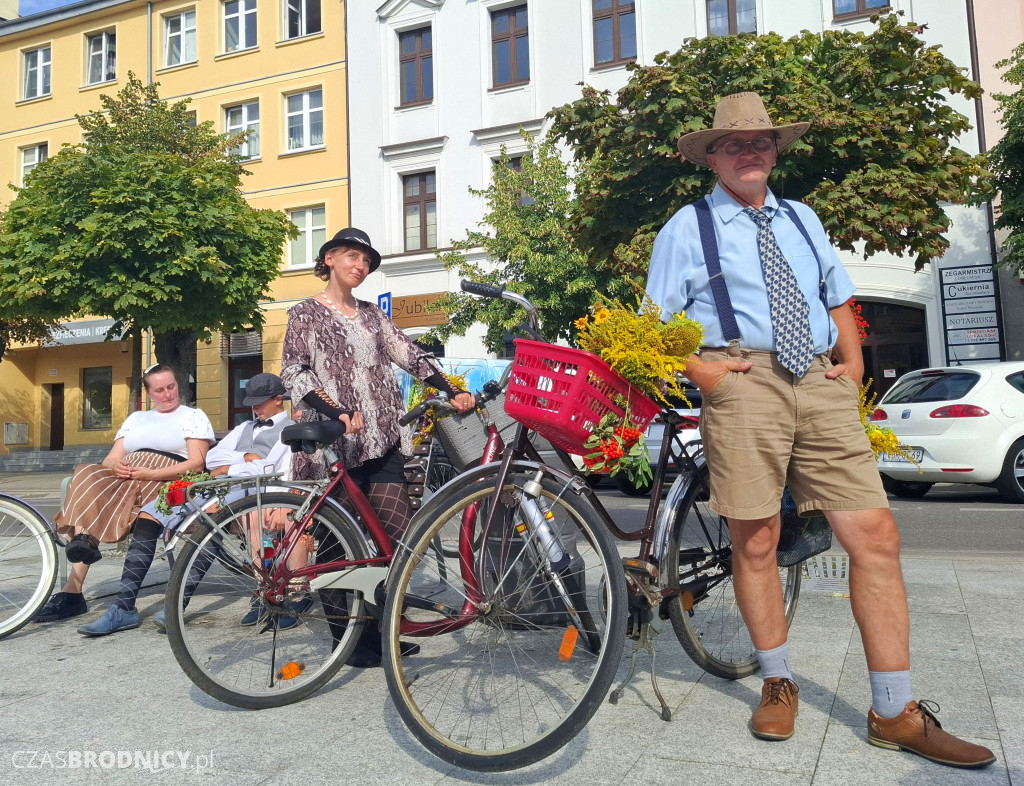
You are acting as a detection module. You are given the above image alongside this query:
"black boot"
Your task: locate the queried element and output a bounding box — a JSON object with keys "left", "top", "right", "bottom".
{"left": 345, "top": 625, "right": 420, "bottom": 668}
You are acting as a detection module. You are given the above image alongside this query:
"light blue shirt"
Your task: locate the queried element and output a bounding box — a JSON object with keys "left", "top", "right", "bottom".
{"left": 646, "top": 184, "right": 856, "bottom": 353}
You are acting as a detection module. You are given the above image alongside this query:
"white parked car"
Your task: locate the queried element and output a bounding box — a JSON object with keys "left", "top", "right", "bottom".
{"left": 872, "top": 361, "right": 1024, "bottom": 502}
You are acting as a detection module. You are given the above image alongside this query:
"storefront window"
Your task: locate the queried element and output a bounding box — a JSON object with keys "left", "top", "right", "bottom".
{"left": 82, "top": 366, "right": 113, "bottom": 429}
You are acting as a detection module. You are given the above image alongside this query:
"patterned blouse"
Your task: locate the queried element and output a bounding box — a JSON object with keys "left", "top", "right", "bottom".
{"left": 280, "top": 297, "right": 443, "bottom": 480}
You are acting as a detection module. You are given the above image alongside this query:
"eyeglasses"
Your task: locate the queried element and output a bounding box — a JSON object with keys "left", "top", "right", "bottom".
{"left": 709, "top": 136, "right": 777, "bottom": 157}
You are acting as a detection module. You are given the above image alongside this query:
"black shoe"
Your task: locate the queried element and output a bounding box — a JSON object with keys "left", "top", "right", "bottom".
{"left": 276, "top": 594, "right": 314, "bottom": 631}
{"left": 34, "top": 592, "right": 88, "bottom": 623}
{"left": 65, "top": 534, "right": 102, "bottom": 565}
{"left": 346, "top": 626, "right": 420, "bottom": 668}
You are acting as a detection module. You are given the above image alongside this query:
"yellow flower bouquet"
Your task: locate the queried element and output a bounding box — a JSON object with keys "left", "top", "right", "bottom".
{"left": 572, "top": 296, "right": 704, "bottom": 481}
{"left": 858, "top": 381, "right": 920, "bottom": 468}
{"left": 574, "top": 295, "right": 704, "bottom": 405}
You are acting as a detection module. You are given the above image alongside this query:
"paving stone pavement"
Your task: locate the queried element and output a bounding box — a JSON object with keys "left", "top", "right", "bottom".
{"left": 1, "top": 472, "right": 1021, "bottom": 785}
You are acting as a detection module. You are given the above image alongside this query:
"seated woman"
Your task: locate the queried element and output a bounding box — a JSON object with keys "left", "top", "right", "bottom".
{"left": 34, "top": 364, "right": 214, "bottom": 631}
{"left": 76, "top": 373, "right": 300, "bottom": 638}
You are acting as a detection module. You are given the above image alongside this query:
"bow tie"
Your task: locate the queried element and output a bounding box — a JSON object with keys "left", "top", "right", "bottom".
{"left": 253, "top": 418, "right": 274, "bottom": 428}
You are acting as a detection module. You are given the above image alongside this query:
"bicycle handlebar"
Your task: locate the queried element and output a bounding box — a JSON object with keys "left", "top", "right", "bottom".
{"left": 460, "top": 279, "right": 542, "bottom": 339}
{"left": 460, "top": 280, "right": 506, "bottom": 299}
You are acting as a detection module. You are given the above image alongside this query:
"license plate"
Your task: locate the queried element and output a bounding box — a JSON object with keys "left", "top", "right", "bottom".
{"left": 881, "top": 449, "right": 924, "bottom": 463}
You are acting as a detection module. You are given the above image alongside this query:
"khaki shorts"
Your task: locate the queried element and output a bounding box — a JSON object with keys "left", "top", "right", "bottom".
{"left": 698, "top": 348, "right": 889, "bottom": 519}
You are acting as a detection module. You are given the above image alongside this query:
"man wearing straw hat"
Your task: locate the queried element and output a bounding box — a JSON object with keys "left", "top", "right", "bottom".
{"left": 646, "top": 92, "right": 994, "bottom": 768}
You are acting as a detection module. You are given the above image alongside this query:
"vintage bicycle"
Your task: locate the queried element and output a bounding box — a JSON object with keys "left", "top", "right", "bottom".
{"left": 377, "top": 282, "right": 819, "bottom": 770}
{"left": 158, "top": 383, "right": 627, "bottom": 774}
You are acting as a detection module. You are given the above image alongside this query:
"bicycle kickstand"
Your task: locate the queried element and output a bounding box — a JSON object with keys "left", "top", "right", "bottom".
{"left": 608, "top": 603, "right": 672, "bottom": 722}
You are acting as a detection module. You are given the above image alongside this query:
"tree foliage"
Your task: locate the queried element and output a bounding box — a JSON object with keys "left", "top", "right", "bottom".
{"left": 0, "top": 313, "right": 56, "bottom": 365}
{"left": 431, "top": 134, "right": 636, "bottom": 352}
{"left": 988, "top": 42, "right": 1024, "bottom": 273}
{"left": 0, "top": 74, "right": 296, "bottom": 403}
{"left": 549, "top": 13, "right": 990, "bottom": 273}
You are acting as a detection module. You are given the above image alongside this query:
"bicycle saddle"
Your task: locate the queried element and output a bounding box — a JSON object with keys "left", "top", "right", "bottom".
{"left": 281, "top": 421, "right": 347, "bottom": 454}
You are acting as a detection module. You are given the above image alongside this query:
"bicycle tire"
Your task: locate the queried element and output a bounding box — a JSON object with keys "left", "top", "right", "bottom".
{"left": 382, "top": 468, "right": 627, "bottom": 771}
{"left": 0, "top": 496, "right": 58, "bottom": 640}
{"left": 165, "top": 493, "right": 370, "bottom": 709}
{"left": 663, "top": 467, "right": 801, "bottom": 679}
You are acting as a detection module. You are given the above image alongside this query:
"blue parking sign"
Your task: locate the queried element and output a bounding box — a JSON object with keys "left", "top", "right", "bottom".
{"left": 378, "top": 291, "right": 391, "bottom": 317}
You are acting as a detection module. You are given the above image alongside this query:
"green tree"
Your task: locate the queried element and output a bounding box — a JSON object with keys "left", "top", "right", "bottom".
{"left": 0, "top": 314, "right": 56, "bottom": 365}
{"left": 0, "top": 74, "right": 295, "bottom": 406}
{"left": 431, "top": 134, "right": 636, "bottom": 353}
{"left": 549, "top": 13, "right": 991, "bottom": 273}
{"left": 988, "top": 42, "right": 1024, "bottom": 274}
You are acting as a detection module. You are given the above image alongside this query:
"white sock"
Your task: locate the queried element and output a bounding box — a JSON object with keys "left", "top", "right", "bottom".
{"left": 755, "top": 641, "right": 792, "bottom": 681}
{"left": 869, "top": 670, "right": 913, "bottom": 718}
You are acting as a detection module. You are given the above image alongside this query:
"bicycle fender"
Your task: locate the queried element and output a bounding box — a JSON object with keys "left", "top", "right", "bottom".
{"left": 0, "top": 492, "right": 55, "bottom": 536}
{"left": 651, "top": 452, "right": 708, "bottom": 566}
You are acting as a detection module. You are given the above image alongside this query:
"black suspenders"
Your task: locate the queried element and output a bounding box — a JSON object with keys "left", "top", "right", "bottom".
{"left": 691, "top": 196, "right": 833, "bottom": 348}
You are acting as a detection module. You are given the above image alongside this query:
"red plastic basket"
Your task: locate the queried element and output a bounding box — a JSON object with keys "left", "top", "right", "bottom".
{"left": 504, "top": 339, "right": 660, "bottom": 455}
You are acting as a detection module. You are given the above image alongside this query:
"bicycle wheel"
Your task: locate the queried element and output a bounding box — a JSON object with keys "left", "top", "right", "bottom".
{"left": 0, "top": 496, "right": 58, "bottom": 640}
{"left": 383, "top": 469, "right": 627, "bottom": 771}
{"left": 664, "top": 468, "right": 800, "bottom": 679}
{"left": 165, "top": 493, "right": 370, "bottom": 709}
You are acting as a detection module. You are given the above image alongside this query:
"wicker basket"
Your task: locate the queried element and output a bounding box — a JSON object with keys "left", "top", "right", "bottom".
{"left": 503, "top": 339, "right": 659, "bottom": 455}
{"left": 433, "top": 391, "right": 520, "bottom": 471}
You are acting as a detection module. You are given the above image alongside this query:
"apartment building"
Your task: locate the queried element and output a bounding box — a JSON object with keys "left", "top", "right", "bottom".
{"left": 0, "top": 0, "right": 349, "bottom": 453}
{"left": 347, "top": 0, "right": 1023, "bottom": 387}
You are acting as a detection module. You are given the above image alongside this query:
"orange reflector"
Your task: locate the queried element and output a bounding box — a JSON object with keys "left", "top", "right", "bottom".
{"left": 559, "top": 627, "right": 579, "bottom": 661}
{"left": 277, "top": 661, "right": 305, "bottom": 680}
{"left": 681, "top": 591, "right": 694, "bottom": 612}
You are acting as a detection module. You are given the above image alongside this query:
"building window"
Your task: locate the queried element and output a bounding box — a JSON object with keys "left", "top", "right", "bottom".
{"left": 21, "top": 143, "right": 48, "bottom": 183}
{"left": 86, "top": 30, "right": 116, "bottom": 84}
{"left": 288, "top": 205, "right": 326, "bottom": 267}
{"left": 224, "top": 0, "right": 257, "bottom": 52}
{"left": 225, "top": 101, "right": 260, "bottom": 159}
{"left": 832, "top": 0, "right": 890, "bottom": 18}
{"left": 707, "top": 0, "right": 756, "bottom": 36}
{"left": 399, "top": 27, "right": 433, "bottom": 106}
{"left": 23, "top": 46, "right": 51, "bottom": 99}
{"left": 285, "top": 89, "right": 323, "bottom": 151}
{"left": 491, "top": 5, "right": 529, "bottom": 88}
{"left": 593, "top": 0, "right": 636, "bottom": 66}
{"left": 284, "top": 0, "right": 321, "bottom": 40}
{"left": 403, "top": 171, "right": 437, "bottom": 252}
{"left": 507, "top": 155, "right": 536, "bottom": 206}
{"left": 164, "top": 9, "right": 197, "bottom": 66}
{"left": 82, "top": 367, "right": 113, "bottom": 430}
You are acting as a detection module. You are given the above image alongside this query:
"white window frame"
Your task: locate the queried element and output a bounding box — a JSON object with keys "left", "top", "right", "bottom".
{"left": 224, "top": 0, "right": 258, "bottom": 52}
{"left": 284, "top": 88, "right": 324, "bottom": 152}
{"left": 21, "top": 143, "right": 48, "bottom": 184}
{"left": 86, "top": 30, "right": 116, "bottom": 85}
{"left": 23, "top": 46, "right": 51, "bottom": 100}
{"left": 164, "top": 9, "right": 197, "bottom": 67}
{"left": 284, "top": 0, "right": 322, "bottom": 40}
{"left": 225, "top": 100, "right": 260, "bottom": 159}
{"left": 287, "top": 205, "right": 326, "bottom": 268}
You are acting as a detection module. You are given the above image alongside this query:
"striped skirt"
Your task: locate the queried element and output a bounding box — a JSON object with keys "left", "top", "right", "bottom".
{"left": 54, "top": 450, "right": 183, "bottom": 543}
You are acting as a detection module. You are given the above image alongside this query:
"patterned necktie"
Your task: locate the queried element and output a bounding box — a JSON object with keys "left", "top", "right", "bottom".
{"left": 744, "top": 207, "right": 815, "bottom": 376}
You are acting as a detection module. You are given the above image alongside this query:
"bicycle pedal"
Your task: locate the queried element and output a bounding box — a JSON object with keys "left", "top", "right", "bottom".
{"left": 622, "top": 557, "right": 659, "bottom": 581}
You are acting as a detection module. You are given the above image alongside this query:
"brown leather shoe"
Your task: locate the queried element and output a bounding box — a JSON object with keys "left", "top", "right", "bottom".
{"left": 868, "top": 700, "right": 996, "bottom": 768}
{"left": 750, "top": 677, "right": 799, "bottom": 740}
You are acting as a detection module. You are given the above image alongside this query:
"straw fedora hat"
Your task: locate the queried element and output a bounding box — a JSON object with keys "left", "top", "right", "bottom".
{"left": 677, "top": 92, "right": 810, "bottom": 167}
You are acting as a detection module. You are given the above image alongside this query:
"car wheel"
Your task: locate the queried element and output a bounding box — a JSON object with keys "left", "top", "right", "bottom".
{"left": 611, "top": 472, "right": 652, "bottom": 497}
{"left": 994, "top": 439, "right": 1024, "bottom": 504}
{"left": 880, "top": 475, "right": 934, "bottom": 499}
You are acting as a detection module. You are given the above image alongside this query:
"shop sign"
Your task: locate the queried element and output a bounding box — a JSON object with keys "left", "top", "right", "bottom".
{"left": 392, "top": 293, "right": 448, "bottom": 328}
{"left": 44, "top": 318, "right": 118, "bottom": 347}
